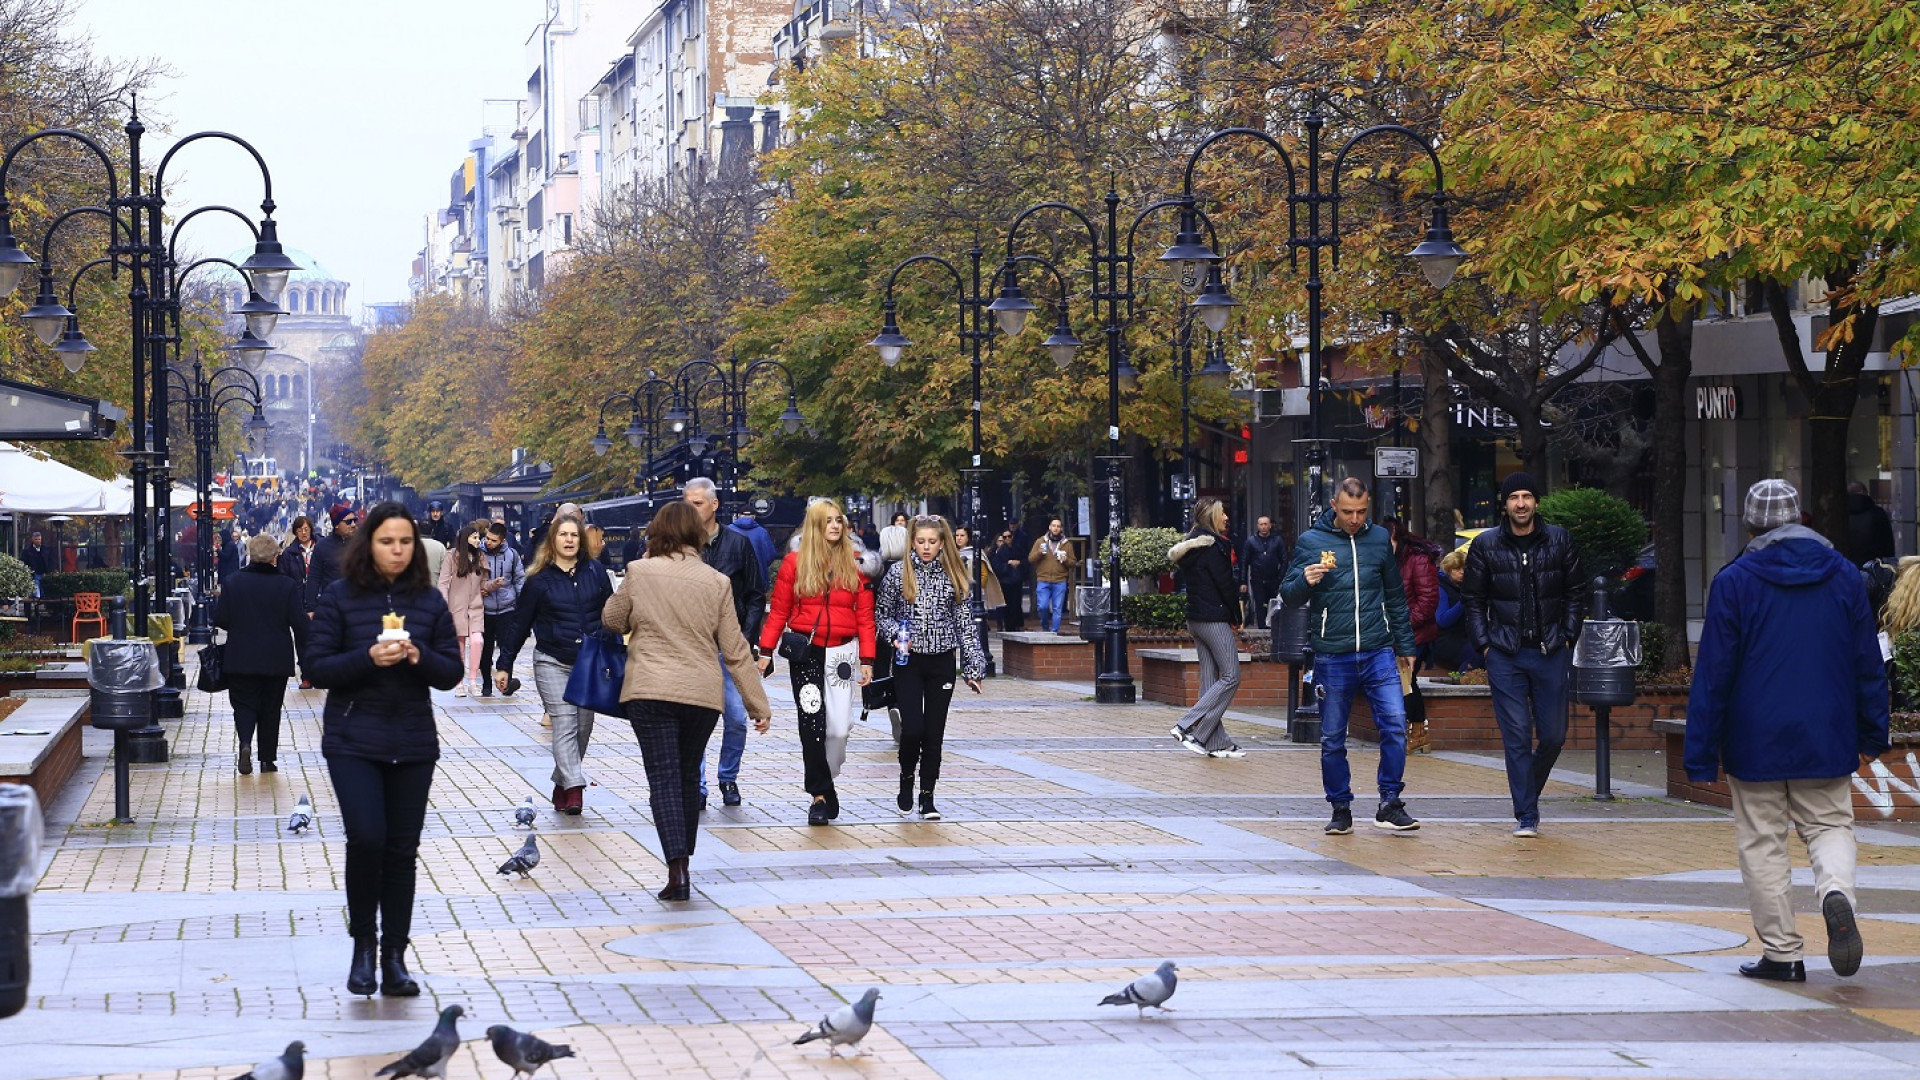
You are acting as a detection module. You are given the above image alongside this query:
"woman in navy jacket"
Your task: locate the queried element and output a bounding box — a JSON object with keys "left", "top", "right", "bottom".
{"left": 306, "top": 501, "right": 461, "bottom": 999}
{"left": 214, "top": 534, "right": 308, "bottom": 774}
{"left": 1169, "top": 498, "right": 1245, "bottom": 758}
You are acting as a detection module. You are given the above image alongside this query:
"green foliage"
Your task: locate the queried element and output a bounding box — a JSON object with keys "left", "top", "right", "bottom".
{"left": 1122, "top": 592, "right": 1188, "bottom": 631}
{"left": 1894, "top": 630, "right": 1920, "bottom": 712}
{"left": 1104, "top": 527, "right": 1181, "bottom": 578}
{"left": 1636, "top": 621, "right": 1669, "bottom": 681}
{"left": 38, "top": 570, "right": 129, "bottom": 601}
{"left": 0, "top": 554, "right": 31, "bottom": 603}
{"left": 1537, "top": 487, "right": 1648, "bottom": 579}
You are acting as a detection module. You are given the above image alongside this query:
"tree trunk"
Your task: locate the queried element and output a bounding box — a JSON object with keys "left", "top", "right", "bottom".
{"left": 1419, "top": 343, "right": 1455, "bottom": 542}
{"left": 1649, "top": 307, "right": 1695, "bottom": 655}
{"left": 1513, "top": 396, "right": 1551, "bottom": 476}
{"left": 1808, "top": 376, "right": 1858, "bottom": 554}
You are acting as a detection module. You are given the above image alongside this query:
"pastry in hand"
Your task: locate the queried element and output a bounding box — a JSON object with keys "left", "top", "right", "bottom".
{"left": 382, "top": 612, "right": 405, "bottom": 632}
{"left": 1319, "top": 550, "right": 1337, "bottom": 569}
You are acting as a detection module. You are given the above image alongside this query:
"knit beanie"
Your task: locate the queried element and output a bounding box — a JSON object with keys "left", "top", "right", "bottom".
{"left": 1743, "top": 479, "right": 1800, "bottom": 532}
{"left": 1498, "top": 472, "right": 1541, "bottom": 503}
{"left": 328, "top": 502, "right": 354, "bottom": 528}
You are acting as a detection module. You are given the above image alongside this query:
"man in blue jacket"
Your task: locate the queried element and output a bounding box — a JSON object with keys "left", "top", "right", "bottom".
{"left": 1280, "top": 478, "right": 1420, "bottom": 835}
{"left": 1687, "top": 479, "right": 1890, "bottom": 984}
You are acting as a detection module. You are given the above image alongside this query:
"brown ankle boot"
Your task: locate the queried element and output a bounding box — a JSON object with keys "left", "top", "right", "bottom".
{"left": 657, "top": 856, "right": 690, "bottom": 902}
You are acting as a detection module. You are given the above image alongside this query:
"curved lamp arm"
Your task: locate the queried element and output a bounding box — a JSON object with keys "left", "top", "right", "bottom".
{"left": 1328, "top": 122, "right": 1465, "bottom": 286}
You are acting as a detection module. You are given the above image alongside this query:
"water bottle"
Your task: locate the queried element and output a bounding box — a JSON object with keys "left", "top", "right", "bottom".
{"left": 895, "top": 628, "right": 911, "bottom": 667}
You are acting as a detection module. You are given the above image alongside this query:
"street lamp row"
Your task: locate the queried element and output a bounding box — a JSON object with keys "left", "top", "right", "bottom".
{"left": 590, "top": 356, "right": 805, "bottom": 508}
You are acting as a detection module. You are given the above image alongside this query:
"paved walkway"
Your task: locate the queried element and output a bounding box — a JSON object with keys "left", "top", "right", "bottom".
{"left": 15, "top": 652, "right": 1920, "bottom": 1079}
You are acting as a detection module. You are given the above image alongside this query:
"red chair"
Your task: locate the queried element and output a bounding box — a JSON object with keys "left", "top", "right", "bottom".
{"left": 71, "top": 592, "right": 107, "bottom": 640}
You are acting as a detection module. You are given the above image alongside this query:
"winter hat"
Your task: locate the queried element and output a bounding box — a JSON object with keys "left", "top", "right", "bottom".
{"left": 328, "top": 502, "right": 354, "bottom": 527}
{"left": 1743, "top": 478, "right": 1800, "bottom": 532}
{"left": 1498, "top": 472, "right": 1541, "bottom": 503}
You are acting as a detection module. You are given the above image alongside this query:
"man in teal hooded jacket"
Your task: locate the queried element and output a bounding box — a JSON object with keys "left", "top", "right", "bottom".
{"left": 1280, "top": 477, "right": 1419, "bottom": 835}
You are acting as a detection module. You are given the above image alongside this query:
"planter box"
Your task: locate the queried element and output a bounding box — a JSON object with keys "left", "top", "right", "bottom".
{"left": 1658, "top": 719, "right": 1920, "bottom": 822}
{"left": 0, "top": 691, "right": 89, "bottom": 807}
{"left": 0, "top": 663, "right": 91, "bottom": 695}
{"left": 1008, "top": 629, "right": 1270, "bottom": 687}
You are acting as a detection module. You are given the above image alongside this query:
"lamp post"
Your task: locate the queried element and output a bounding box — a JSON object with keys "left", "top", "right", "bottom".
{"left": 666, "top": 355, "right": 804, "bottom": 509}
{"left": 1174, "top": 317, "right": 1233, "bottom": 521}
{"left": 591, "top": 373, "right": 679, "bottom": 492}
{"left": 869, "top": 246, "right": 1076, "bottom": 678}
{"left": 1166, "top": 120, "right": 1465, "bottom": 522}
{"left": 0, "top": 109, "right": 295, "bottom": 757}
{"left": 165, "top": 355, "right": 267, "bottom": 644}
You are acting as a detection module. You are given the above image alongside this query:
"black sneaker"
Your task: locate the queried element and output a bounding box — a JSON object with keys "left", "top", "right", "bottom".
{"left": 1824, "top": 891, "right": 1863, "bottom": 977}
{"left": 807, "top": 798, "right": 830, "bottom": 826}
{"left": 719, "top": 780, "right": 741, "bottom": 807}
{"left": 504, "top": 676, "right": 522, "bottom": 696}
{"left": 1374, "top": 800, "right": 1420, "bottom": 832}
{"left": 1324, "top": 804, "right": 1353, "bottom": 835}
{"left": 918, "top": 793, "right": 942, "bottom": 821}
{"left": 897, "top": 776, "right": 914, "bottom": 815}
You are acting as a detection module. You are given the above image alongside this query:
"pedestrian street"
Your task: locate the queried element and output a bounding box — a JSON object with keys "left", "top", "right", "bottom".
{"left": 15, "top": 655, "right": 1920, "bottom": 1080}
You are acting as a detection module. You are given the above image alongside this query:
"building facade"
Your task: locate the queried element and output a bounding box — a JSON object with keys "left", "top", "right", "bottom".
{"left": 222, "top": 246, "right": 363, "bottom": 478}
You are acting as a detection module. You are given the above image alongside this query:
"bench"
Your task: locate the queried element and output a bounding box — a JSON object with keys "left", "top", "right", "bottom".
{"left": 0, "top": 691, "right": 89, "bottom": 807}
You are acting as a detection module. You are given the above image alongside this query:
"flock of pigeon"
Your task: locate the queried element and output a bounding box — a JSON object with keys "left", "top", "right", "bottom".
{"left": 266, "top": 791, "right": 1182, "bottom": 1075}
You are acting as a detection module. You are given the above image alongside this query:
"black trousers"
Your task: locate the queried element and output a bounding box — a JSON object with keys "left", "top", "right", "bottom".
{"left": 627, "top": 699, "right": 719, "bottom": 862}
{"left": 227, "top": 673, "right": 287, "bottom": 763}
{"left": 479, "top": 611, "right": 509, "bottom": 685}
{"left": 897, "top": 649, "right": 959, "bottom": 792}
{"left": 326, "top": 754, "right": 435, "bottom": 947}
{"left": 1248, "top": 579, "right": 1279, "bottom": 629}
{"left": 997, "top": 581, "right": 1024, "bottom": 631}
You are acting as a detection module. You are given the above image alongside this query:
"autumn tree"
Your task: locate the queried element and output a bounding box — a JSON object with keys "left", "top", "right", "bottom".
{"left": 353, "top": 294, "right": 513, "bottom": 491}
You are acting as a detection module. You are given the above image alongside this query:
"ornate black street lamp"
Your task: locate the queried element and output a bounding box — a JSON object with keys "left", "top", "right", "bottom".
{"left": 165, "top": 355, "right": 268, "bottom": 644}
{"left": 591, "top": 373, "right": 680, "bottom": 491}
{"left": 667, "top": 355, "right": 804, "bottom": 510}
{"left": 1166, "top": 120, "right": 1466, "bottom": 520}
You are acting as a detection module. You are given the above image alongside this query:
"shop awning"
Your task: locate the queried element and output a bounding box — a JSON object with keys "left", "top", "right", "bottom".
{"left": 0, "top": 441, "right": 115, "bottom": 513}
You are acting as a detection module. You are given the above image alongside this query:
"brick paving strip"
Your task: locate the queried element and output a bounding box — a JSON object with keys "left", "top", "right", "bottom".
{"left": 13, "top": 654, "right": 1920, "bottom": 1078}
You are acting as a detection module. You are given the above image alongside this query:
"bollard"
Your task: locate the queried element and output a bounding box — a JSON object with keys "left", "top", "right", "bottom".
{"left": 1573, "top": 578, "right": 1640, "bottom": 801}
{"left": 0, "top": 784, "right": 43, "bottom": 1018}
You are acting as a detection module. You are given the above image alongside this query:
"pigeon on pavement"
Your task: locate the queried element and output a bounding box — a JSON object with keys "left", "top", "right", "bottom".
{"left": 497, "top": 832, "right": 540, "bottom": 878}
{"left": 374, "top": 1004, "right": 465, "bottom": 1078}
{"left": 287, "top": 795, "right": 313, "bottom": 835}
{"left": 234, "top": 1040, "right": 304, "bottom": 1080}
{"left": 1098, "top": 961, "right": 1178, "bottom": 1017}
{"left": 486, "top": 1024, "right": 575, "bottom": 1079}
{"left": 793, "top": 987, "right": 880, "bottom": 1057}
{"left": 514, "top": 795, "right": 537, "bottom": 828}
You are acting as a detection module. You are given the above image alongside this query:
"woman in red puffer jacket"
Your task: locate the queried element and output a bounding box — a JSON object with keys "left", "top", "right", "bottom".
{"left": 1383, "top": 517, "right": 1441, "bottom": 726}
{"left": 758, "top": 499, "right": 877, "bottom": 825}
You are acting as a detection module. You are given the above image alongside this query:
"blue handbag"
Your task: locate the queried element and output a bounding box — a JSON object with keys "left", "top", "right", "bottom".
{"left": 562, "top": 632, "right": 627, "bottom": 716}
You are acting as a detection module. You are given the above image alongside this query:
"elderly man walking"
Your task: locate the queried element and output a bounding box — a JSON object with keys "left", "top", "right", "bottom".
{"left": 1687, "top": 479, "right": 1890, "bottom": 983}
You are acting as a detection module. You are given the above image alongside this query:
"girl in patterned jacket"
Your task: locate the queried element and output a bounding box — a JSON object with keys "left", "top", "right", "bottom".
{"left": 876, "top": 515, "right": 987, "bottom": 820}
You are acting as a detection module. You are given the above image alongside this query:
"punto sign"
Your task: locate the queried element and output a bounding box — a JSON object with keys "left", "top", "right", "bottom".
{"left": 1695, "top": 384, "right": 1741, "bottom": 420}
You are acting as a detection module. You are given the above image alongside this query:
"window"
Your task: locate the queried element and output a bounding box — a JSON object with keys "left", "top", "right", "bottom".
{"left": 292, "top": 374, "right": 304, "bottom": 399}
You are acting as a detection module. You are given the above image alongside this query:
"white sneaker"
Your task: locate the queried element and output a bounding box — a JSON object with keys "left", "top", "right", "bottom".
{"left": 454, "top": 682, "right": 468, "bottom": 697}
{"left": 1182, "top": 735, "right": 1210, "bottom": 756}
{"left": 1208, "top": 747, "right": 1247, "bottom": 759}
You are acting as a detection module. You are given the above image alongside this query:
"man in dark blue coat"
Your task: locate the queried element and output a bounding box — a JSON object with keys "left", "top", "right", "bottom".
{"left": 1687, "top": 479, "right": 1890, "bottom": 984}
{"left": 1238, "top": 515, "right": 1288, "bottom": 628}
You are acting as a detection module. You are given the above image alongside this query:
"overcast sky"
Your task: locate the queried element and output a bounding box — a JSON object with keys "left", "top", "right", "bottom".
{"left": 74, "top": 0, "right": 537, "bottom": 315}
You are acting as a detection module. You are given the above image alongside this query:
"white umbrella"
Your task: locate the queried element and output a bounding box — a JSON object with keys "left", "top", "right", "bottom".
{"left": 0, "top": 441, "right": 110, "bottom": 514}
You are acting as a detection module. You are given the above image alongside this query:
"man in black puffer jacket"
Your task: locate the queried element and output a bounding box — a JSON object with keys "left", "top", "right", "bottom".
{"left": 683, "top": 478, "right": 768, "bottom": 809}
{"left": 1462, "top": 472, "right": 1587, "bottom": 839}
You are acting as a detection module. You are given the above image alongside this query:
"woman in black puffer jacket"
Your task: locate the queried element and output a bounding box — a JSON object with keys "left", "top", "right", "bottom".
{"left": 1169, "top": 498, "right": 1245, "bottom": 758}
{"left": 307, "top": 501, "right": 461, "bottom": 1000}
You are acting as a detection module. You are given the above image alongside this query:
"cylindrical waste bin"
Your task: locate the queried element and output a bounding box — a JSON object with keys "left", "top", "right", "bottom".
{"left": 87, "top": 637, "right": 164, "bottom": 732}
{"left": 1075, "top": 585, "right": 1109, "bottom": 642}
{"left": 1268, "top": 599, "right": 1312, "bottom": 664}
{"left": 1573, "top": 579, "right": 1641, "bottom": 799}
{"left": 0, "top": 783, "right": 44, "bottom": 1018}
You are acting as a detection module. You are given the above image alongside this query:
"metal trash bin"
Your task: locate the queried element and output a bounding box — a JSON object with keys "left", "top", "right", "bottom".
{"left": 87, "top": 637, "right": 163, "bottom": 732}
{"left": 1075, "top": 585, "right": 1109, "bottom": 642}
{"left": 1268, "top": 599, "right": 1312, "bottom": 664}
{"left": 0, "top": 783, "right": 43, "bottom": 1018}
{"left": 1573, "top": 579, "right": 1641, "bottom": 799}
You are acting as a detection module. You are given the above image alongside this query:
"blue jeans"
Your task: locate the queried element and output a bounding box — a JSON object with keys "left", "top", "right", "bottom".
{"left": 1316, "top": 646, "right": 1408, "bottom": 806}
{"left": 1036, "top": 580, "right": 1068, "bottom": 632}
{"left": 1485, "top": 646, "right": 1571, "bottom": 825}
{"left": 699, "top": 656, "right": 749, "bottom": 794}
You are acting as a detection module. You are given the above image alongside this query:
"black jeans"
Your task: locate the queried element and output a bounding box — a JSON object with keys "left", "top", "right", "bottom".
{"left": 1248, "top": 578, "right": 1279, "bottom": 629}
{"left": 627, "top": 699, "right": 719, "bottom": 862}
{"left": 897, "top": 649, "right": 959, "bottom": 792}
{"left": 326, "top": 754, "right": 436, "bottom": 947}
{"left": 227, "top": 673, "right": 287, "bottom": 763}
{"left": 997, "top": 580, "right": 1024, "bottom": 631}
{"left": 480, "top": 611, "right": 509, "bottom": 684}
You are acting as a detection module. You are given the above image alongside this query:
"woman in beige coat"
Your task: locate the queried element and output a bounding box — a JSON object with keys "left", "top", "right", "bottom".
{"left": 603, "top": 501, "right": 771, "bottom": 902}
{"left": 437, "top": 521, "right": 488, "bottom": 696}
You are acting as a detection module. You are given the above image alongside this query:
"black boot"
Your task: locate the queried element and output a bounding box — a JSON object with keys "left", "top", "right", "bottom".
{"left": 380, "top": 942, "right": 420, "bottom": 997}
{"left": 897, "top": 774, "right": 914, "bottom": 815}
{"left": 346, "top": 935, "right": 378, "bottom": 996}
{"left": 657, "top": 856, "right": 691, "bottom": 902}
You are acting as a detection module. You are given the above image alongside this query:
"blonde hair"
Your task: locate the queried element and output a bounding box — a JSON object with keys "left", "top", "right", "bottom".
{"left": 1882, "top": 556, "right": 1920, "bottom": 635}
{"left": 527, "top": 517, "right": 582, "bottom": 577}
{"left": 1440, "top": 548, "right": 1467, "bottom": 575}
{"left": 794, "top": 499, "right": 863, "bottom": 597}
{"left": 903, "top": 515, "right": 970, "bottom": 603}
{"left": 1193, "top": 497, "right": 1226, "bottom": 534}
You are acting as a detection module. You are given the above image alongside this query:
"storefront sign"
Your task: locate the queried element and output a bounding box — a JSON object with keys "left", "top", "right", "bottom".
{"left": 1452, "top": 401, "right": 1519, "bottom": 430}
{"left": 1695, "top": 384, "right": 1741, "bottom": 420}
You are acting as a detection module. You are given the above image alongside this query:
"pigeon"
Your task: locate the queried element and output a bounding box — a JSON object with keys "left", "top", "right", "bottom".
{"left": 287, "top": 795, "right": 313, "bottom": 835}
{"left": 793, "top": 987, "right": 880, "bottom": 1057}
{"left": 514, "top": 795, "right": 537, "bottom": 828}
{"left": 497, "top": 832, "right": 540, "bottom": 878}
{"left": 1098, "top": 960, "right": 1178, "bottom": 1018}
{"left": 486, "top": 1024, "right": 575, "bottom": 1079}
{"left": 375, "top": 1004, "right": 465, "bottom": 1079}
{"left": 234, "top": 1040, "right": 305, "bottom": 1080}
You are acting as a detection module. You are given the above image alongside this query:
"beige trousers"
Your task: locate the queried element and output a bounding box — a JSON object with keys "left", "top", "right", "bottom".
{"left": 1728, "top": 775, "right": 1857, "bottom": 962}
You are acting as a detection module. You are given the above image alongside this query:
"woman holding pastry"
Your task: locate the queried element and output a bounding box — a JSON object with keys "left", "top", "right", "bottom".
{"left": 306, "top": 501, "right": 463, "bottom": 999}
